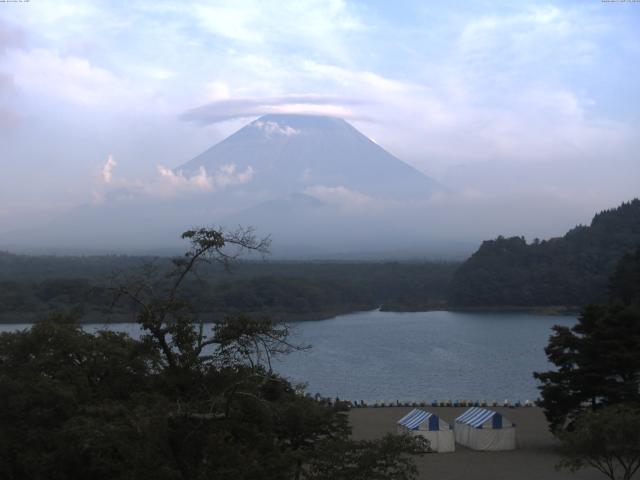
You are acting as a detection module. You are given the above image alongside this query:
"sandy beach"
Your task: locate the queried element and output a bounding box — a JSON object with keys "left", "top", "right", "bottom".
{"left": 349, "top": 406, "right": 603, "bottom": 480}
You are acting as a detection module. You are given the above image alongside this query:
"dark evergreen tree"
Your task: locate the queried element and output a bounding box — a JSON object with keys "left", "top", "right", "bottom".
{"left": 534, "top": 247, "right": 640, "bottom": 431}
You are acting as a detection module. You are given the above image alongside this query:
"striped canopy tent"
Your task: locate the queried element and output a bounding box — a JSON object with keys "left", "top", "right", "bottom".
{"left": 396, "top": 409, "right": 455, "bottom": 453}
{"left": 454, "top": 407, "right": 516, "bottom": 451}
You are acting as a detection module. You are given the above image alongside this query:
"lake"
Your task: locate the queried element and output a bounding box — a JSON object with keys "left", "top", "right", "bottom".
{"left": 0, "top": 309, "right": 575, "bottom": 403}
{"left": 275, "top": 309, "right": 575, "bottom": 403}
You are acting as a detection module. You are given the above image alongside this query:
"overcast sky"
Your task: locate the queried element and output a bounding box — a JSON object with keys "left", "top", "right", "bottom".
{"left": 1, "top": 0, "right": 639, "bottom": 237}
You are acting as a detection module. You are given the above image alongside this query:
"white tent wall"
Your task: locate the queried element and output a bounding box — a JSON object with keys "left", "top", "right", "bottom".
{"left": 396, "top": 409, "right": 455, "bottom": 453}
{"left": 454, "top": 407, "right": 517, "bottom": 451}
{"left": 454, "top": 422, "right": 471, "bottom": 447}
{"left": 454, "top": 423, "right": 516, "bottom": 451}
{"left": 397, "top": 426, "right": 455, "bottom": 453}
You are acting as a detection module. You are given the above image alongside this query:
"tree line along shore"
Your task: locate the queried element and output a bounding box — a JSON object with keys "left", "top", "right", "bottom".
{"left": 1, "top": 199, "right": 639, "bottom": 323}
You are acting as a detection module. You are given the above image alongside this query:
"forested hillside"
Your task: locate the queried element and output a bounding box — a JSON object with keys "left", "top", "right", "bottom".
{"left": 449, "top": 199, "right": 640, "bottom": 307}
{"left": 5, "top": 200, "right": 637, "bottom": 319}
{"left": 0, "top": 254, "right": 457, "bottom": 322}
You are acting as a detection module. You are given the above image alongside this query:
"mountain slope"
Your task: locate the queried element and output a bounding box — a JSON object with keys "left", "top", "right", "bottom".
{"left": 448, "top": 199, "right": 640, "bottom": 307}
{"left": 178, "top": 114, "right": 441, "bottom": 200}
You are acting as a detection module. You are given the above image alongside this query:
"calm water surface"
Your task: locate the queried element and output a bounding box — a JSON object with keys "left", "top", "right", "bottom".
{"left": 275, "top": 310, "right": 575, "bottom": 403}
{"left": 0, "top": 310, "right": 575, "bottom": 402}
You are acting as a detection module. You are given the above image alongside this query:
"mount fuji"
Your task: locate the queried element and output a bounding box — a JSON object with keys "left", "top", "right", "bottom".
{"left": 177, "top": 114, "right": 441, "bottom": 202}
{"left": 1, "top": 114, "right": 452, "bottom": 256}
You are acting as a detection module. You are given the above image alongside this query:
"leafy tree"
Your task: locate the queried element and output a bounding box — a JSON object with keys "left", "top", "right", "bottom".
{"left": 0, "top": 320, "right": 165, "bottom": 479}
{"left": 305, "top": 434, "right": 428, "bottom": 480}
{"left": 534, "top": 248, "right": 640, "bottom": 431}
{"left": 0, "top": 226, "right": 425, "bottom": 480}
{"left": 557, "top": 405, "right": 640, "bottom": 480}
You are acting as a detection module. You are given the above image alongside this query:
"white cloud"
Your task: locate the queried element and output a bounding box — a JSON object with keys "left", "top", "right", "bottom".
{"left": 158, "top": 165, "right": 213, "bottom": 191}
{"left": 204, "top": 81, "right": 231, "bottom": 101}
{"left": 102, "top": 155, "right": 117, "bottom": 184}
{"left": 193, "top": 4, "right": 264, "bottom": 43}
{"left": 302, "top": 61, "right": 409, "bottom": 94}
{"left": 459, "top": 6, "right": 570, "bottom": 54}
{"left": 93, "top": 154, "right": 119, "bottom": 203}
{"left": 152, "top": 163, "right": 255, "bottom": 195}
{"left": 457, "top": 4, "right": 601, "bottom": 75}
{"left": 210, "top": 163, "right": 256, "bottom": 187}
{"left": 190, "top": 0, "right": 363, "bottom": 62}
{"left": 253, "top": 119, "right": 300, "bottom": 137}
{"left": 4, "top": 48, "right": 128, "bottom": 106}
{"left": 93, "top": 154, "right": 255, "bottom": 202}
{"left": 139, "top": 66, "right": 175, "bottom": 81}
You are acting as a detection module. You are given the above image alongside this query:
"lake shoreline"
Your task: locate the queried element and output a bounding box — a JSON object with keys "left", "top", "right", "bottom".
{"left": 0, "top": 307, "right": 373, "bottom": 325}
{"left": 0, "top": 304, "right": 580, "bottom": 324}
{"left": 2, "top": 311, "right": 575, "bottom": 401}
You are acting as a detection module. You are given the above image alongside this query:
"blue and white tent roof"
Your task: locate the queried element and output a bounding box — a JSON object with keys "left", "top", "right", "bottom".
{"left": 455, "top": 407, "right": 510, "bottom": 429}
{"left": 397, "top": 409, "right": 445, "bottom": 431}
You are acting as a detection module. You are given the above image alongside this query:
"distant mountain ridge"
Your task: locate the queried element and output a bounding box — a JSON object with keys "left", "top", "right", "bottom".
{"left": 449, "top": 199, "right": 640, "bottom": 307}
